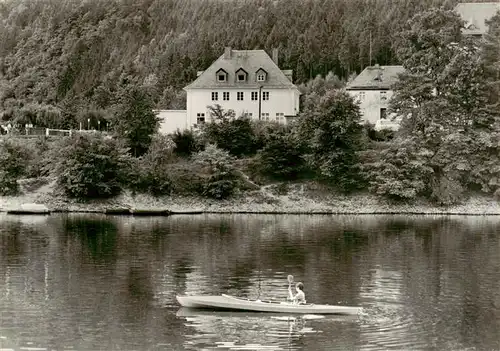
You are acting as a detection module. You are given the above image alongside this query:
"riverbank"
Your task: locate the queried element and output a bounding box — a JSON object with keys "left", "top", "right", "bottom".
{"left": 1, "top": 179, "right": 500, "bottom": 215}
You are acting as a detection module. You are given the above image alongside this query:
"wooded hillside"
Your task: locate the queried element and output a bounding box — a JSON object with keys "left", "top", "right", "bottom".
{"left": 0, "top": 0, "right": 474, "bottom": 116}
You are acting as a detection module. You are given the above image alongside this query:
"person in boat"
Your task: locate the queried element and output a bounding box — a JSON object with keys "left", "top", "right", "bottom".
{"left": 288, "top": 282, "right": 306, "bottom": 304}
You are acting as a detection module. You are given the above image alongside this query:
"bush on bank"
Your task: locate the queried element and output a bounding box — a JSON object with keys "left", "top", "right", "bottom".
{"left": 171, "top": 129, "right": 202, "bottom": 157}
{"left": 0, "top": 138, "right": 31, "bottom": 195}
{"left": 252, "top": 127, "right": 307, "bottom": 180}
{"left": 128, "top": 134, "right": 176, "bottom": 196}
{"left": 54, "top": 133, "right": 130, "bottom": 199}
{"left": 191, "top": 144, "right": 240, "bottom": 200}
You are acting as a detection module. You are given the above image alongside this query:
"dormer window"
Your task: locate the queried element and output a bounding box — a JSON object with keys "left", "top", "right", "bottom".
{"left": 216, "top": 68, "right": 228, "bottom": 82}
{"left": 235, "top": 68, "right": 248, "bottom": 82}
{"left": 255, "top": 68, "right": 267, "bottom": 82}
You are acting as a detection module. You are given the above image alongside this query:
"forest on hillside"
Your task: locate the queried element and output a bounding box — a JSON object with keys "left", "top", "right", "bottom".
{"left": 0, "top": 0, "right": 481, "bottom": 127}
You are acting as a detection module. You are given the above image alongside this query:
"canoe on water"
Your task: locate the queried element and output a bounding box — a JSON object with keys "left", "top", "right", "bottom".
{"left": 176, "top": 307, "right": 361, "bottom": 322}
{"left": 176, "top": 294, "right": 362, "bottom": 315}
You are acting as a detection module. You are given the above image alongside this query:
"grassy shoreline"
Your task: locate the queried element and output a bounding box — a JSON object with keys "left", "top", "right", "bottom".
{"left": 1, "top": 179, "right": 500, "bottom": 215}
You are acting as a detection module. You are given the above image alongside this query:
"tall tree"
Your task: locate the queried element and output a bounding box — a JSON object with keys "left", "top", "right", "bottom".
{"left": 371, "top": 7, "right": 500, "bottom": 203}
{"left": 112, "top": 86, "right": 159, "bottom": 157}
{"left": 480, "top": 11, "right": 500, "bottom": 118}
{"left": 390, "top": 7, "right": 464, "bottom": 136}
{"left": 297, "top": 89, "right": 365, "bottom": 192}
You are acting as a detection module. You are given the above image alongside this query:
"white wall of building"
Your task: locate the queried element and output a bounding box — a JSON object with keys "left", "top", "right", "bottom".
{"left": 186, "top": 88, "right": 300, "bottom": 126}
{"left": 347, "top": 89, "right": 395, "bottom": 124}
{"left": 156, "top": 110, "right": 188, "bottom": 135}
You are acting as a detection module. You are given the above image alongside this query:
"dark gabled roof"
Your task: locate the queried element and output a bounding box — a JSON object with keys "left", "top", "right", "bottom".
{"left": 454, "top": 2, "right": 500, "bottom": 35}
{"left": 256, "top": 68, "right": 268, "bottom": 74}
{"left": 346, "top": 65, "right": 405, "bottom": 90}
{"left": 235, "top": 67, "right": 248, "bottom": 75}
{"left": 184, "top": 49, "right": 297, "bottom": 89}
{"left": 216, "top": 68, "right": 228, "bottom": 74}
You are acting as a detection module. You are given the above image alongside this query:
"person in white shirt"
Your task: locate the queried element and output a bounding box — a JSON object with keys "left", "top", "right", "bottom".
{"left": 288, "top": 282, "right": 306, "bottom": 304}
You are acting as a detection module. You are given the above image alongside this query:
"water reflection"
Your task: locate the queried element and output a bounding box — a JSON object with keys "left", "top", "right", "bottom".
{"left": 0, "top": 214, "right": 500, "bottom": 350}
{"left": 63, "top": 216, "right": 118, "bottom": 262}
{"left": 176, "top": 308, "right": 356, "bottom": 351}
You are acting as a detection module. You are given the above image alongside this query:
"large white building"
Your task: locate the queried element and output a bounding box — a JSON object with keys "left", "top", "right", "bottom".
{"left": 346, "top": 65, "right": 404, "bottom": 130}
{"left": 183, "top": 47, "right": 300, "bottom": 128}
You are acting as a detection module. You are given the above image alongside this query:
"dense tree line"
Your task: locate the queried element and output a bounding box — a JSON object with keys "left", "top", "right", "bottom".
{"left": 0, "top": 0, "right": 478, "bottom": 129}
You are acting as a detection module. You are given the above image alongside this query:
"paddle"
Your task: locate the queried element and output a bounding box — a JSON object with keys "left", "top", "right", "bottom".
{"left": 287, "top": 274, "right": 294, "bottom": 301}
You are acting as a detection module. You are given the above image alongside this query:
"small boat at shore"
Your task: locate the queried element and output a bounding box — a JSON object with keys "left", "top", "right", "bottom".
{"left": 176, "top": 294, "right": 362, "bottom": 315}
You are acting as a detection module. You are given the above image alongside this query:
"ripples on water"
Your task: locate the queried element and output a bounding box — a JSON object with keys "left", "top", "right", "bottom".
{"left": 180, "top": 311, "right": 343, "bottom": 351}
{"left": 1, "top": 214, "right": 500, "bottom": 350}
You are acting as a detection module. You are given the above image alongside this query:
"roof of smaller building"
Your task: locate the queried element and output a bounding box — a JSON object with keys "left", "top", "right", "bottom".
{"left": 454, "top": 2, "right": 500, "bottom": 35}
{"left": 184, "top": 49, "right": 297, "bottom": 90}
{"left": 346, "top": 65, "right": 405, "bottom": 90}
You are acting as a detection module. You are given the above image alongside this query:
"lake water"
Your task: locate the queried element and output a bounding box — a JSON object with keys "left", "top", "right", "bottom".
{"left": 0, "top": 213, "right": 499, "bottom": 351}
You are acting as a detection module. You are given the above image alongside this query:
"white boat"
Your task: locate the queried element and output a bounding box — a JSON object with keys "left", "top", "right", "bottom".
{"left": 176, "top": 307, "right": 361, "bottom": 322}
{"left": 176, "top": 294, "right": 362, "bottom": 315}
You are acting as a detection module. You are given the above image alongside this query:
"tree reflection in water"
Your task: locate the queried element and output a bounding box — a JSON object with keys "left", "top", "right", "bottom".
{"left": 62, "top": 215, "right": 118, "bottom": 262}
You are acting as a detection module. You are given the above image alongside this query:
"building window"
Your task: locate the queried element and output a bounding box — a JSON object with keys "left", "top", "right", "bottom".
{"left": 262, "top": 91, "right": 269, "bottom": 100}
{"left": 197, "top": 113, "right": 205, "bottom": 124}
{"left": 211, "top": 92, "right": 218, "bottom": 101}
{"left": 218, "top": 74, "right": 226, "bottom": 82}
{"left": 243, "top": 112, "right": 253, "bottom": 118}
{"left": 276, "top": 112, "right": 284, "bottom": 123}
{"left": 380, "top": 108, "right": 387, "bottom": 120}
{"left": 358, "top": 92, "right": 366, "bottom": 101}
{"left": 237, "top": 74, "right": 246, "bottom": 82}
{"left": 262, "top": 112, "right": 270, "bottom": 121}
{"left": 237, "top": 92, "right": 244, "bottom": 101}
{"left": 257, "top": 74, "right": 266, "bottom": 82}
{"left": 251, "top": 92, "right": 258, "bottom": 101}
{"left": 380, "top": 91, "right": 387, "bottom": 101}
{"left": 223, "top": 92, "right": 230, "bottom": 101}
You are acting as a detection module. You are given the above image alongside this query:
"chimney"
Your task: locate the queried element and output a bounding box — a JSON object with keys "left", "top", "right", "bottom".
{"left": 281, "top": 69, "right": 293, "bottom": 82}
{"left": 272, "top": 48, "right": 279, "bottom": 66}
{"left": 224, "top": 47, "right": 232, "bottom": 59}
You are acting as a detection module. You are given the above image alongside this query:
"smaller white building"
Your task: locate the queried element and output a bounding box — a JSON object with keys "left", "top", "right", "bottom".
{"left": 454, "top": 2, "right": 500, "bottom": 37}
{"left": 346, "top": 65, "right": 404, "bottom": 128}
{"left": 156, "top": 110, "right": 188, "bottom": 135}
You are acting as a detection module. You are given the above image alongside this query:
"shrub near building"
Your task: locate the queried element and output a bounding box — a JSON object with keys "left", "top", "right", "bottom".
{"left": 201, "top": 105, "right": 259, "bottom": 157}
{"left": 253, "top": 127, "right": 307, "bottom": 180}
